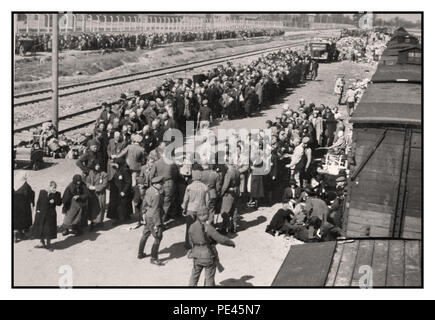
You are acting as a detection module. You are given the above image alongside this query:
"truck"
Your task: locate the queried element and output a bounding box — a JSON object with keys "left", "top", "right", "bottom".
{"left": 309, "top": 41, "right": 339, "bottom": 62}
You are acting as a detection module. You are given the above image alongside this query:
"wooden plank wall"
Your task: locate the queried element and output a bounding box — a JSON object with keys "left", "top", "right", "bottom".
{"left": 326, "top": 240, "right": 421, "bottom": 287}
{"left": 346, "top": 128, "right": 422, "bottom": 239}
{"left": 402, "top": 130, "right": 422, "bottom": 239}
{"left": 346, "top": 128, "right": 404, "bottom": 237}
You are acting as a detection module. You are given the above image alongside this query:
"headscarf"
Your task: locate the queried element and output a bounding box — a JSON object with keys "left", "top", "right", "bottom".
{"left": 72, "top": 174, "right": 82, "bottom": 184}
{"left": 14, "top": 171, "right": 28, "bottom": 189}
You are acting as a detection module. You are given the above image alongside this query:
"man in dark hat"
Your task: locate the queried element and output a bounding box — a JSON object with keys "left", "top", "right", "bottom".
{"left": 119, "top": 93, "right": 129, "bottom": 118}
{"left": 327, "top": 189, "right": 345, "bottom": 228}
{"left": 197, "top": 99, "right": 213, "bottom": 134}
{"left": 138, "top": 175, "right": 165, "bottom": 266}
{"left": 188, "top": 207, "right": 235, "bottom": 286}
{"left": 76, "top": 142, "right": 100, "bottom": 177}
{"left": 98, "top": 102, "right": 113, "bottom": 125}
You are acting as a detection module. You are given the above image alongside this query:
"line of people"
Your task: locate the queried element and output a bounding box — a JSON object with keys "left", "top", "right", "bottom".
{"left": 16, "top": 29, "right": 285, "bottom": 53}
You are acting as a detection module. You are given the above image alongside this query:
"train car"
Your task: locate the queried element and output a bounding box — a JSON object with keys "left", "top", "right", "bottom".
{"left": 272, "top": 239, "right": 421, "bottom": 287}
{"left": 379, "top": 45, "right": 422, "bottom": 66}
{"left": 344, "top": 36, "right": 422, "bottom": 239}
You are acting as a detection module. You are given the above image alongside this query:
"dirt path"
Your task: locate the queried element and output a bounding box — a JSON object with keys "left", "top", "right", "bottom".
{"left": 13, "top": 60, "right": 376, "bottom": 287}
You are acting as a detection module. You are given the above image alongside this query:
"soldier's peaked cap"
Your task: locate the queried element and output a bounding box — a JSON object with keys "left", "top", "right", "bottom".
{"left": 151, "top": 176, "right": 164, "bottom": 184}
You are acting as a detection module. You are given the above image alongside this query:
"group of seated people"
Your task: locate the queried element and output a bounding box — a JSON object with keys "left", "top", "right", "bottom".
{"left": 16, "top": 28, "right": 285, "bottom": 53}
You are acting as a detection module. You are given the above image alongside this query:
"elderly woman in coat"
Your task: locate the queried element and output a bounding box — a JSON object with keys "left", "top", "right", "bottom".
{"left": 107, "top": 157, "right": 133, "bottom": 224}
{"left": 85, "top": 161, "right": 108, "bottom": 229}
{"left": 14, "top": 171, "right": 35, "bottom": 243}
{"left": 62, "top": 174, "right": 89, "bottom": 236}
{"left": 32, "top": 181, "right": 62, "bottom": 251}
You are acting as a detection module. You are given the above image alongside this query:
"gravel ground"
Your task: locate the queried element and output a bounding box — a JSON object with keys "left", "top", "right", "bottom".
{"left": 13, "top": 59, "right": 376, "bottom": 287}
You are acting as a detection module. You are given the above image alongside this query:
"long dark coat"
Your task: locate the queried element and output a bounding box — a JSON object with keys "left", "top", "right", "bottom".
{"left": 107, "top": 165, "right": 133, "bottom": 220}
{"left": 263, "top": 153, "right": 279, "bottom": 193}
{"left": 243, "top": 87, "right": 259, "bottom": 116}
{"left": 250, "top": 174, "right": 265, "bottom": 199}
{"left": 32, "top": 190, "right": 62, "bottom": 240}
{"left": 62, "top": 182, "right": 89, "bottom": 229}
{"left": 13, "top": 182, "right": 35, "bottom": 230}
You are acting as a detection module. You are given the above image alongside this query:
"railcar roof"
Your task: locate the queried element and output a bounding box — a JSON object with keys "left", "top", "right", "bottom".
{"left": 371, "top": 63, "right": 422, "bottom": 83}
{"left": 350, "top": 82, "right": 421, "bottom": 125}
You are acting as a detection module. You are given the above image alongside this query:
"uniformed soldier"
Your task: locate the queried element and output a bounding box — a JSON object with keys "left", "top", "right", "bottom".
{"left": 137, "top": 175, "right": 165, "bottom": 266}
{"left": 188, "top": 207, "right": 235, "bottom": 286}
{"left": 182, "top": 170, "right": 209, "bottom": 249}
{"left": 150, "top": 154, "right": 179, "bottom": 224}
{"left": 219, "top": 162, "right": 240, "bottom": 234}
{"left": 200, "top": 163, "right": 222, "bottom": 225}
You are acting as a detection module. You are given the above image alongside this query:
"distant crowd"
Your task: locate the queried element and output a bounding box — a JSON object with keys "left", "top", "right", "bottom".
{"left": 16, "top": 29, "right": 285, "bottom": 52}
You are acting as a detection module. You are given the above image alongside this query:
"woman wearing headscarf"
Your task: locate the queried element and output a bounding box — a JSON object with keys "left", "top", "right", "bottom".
{"left": 61, "top": 174, "right": 89, "bottom": 236}
{"left": 32, "top": 181, "right": 62, "bottom": 251}
{"left": 107, "top": 157, "right": 133, "bottom": 224}
{"left": 14, "top": 172, "right": 35, "bottom": 243}
{"left": 85, "top": 161, "right": 108, "bottom": 229}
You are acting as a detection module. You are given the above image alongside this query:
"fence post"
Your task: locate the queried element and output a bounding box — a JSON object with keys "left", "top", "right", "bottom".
{"left": 37, "top": 14, "right": 41, "bottom": 33}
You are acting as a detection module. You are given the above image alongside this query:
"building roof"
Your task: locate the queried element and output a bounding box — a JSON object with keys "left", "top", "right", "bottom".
{"left": 350, "top": 82, "right": 421, "bottom": 126}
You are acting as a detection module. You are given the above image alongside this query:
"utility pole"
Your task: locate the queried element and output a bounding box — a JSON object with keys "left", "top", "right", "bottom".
{"left": 52, "top": 13, "right": 59, "bottom": 131}
{"left": 13, "top": 14, "right": 17, "bottom": 67}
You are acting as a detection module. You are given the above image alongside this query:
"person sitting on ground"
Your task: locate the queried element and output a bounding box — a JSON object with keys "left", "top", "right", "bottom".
{"left": 265, "top": 198, "right": 294, "bottom": 236}
{"left": 282, "top": 178, "right": 303, "bottom": 203}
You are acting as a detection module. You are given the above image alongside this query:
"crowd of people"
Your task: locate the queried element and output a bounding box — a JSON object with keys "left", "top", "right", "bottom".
{"left": 14, "top": 39, "right": 359, "bottom": 285}
{"left": 16, "top": 29, "right": 285, "bottom": 53}
{"left": 336, "top": 30, "right": 390, "bottom": 62}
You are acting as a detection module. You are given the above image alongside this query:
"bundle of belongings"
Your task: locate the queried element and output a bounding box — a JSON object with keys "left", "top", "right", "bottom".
{"left": 336, "top": 31, "right": 390, "bottom": 63}
{"left": 14, "top": 121, "right": 93, "bottom": 170}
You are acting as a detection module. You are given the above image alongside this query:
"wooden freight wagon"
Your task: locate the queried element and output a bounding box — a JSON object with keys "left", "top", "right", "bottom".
{"left": 345, "top": 66, "right": 422, "bottom": 239}
{"left": 272, "top": 239, "right": 421, "bottom": 287}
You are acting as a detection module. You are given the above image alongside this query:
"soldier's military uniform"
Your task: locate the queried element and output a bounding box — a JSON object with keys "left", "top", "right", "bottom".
{"left": 188, "top": 208, "right": 235, "bottom": 286}
{"left": 150, "top": 157, "right": 179, "bottom": 223}
{"left": 138, "top": 176, "right": 165, "bottom": 265}
{"left": 219, "top": 164, "right": 240, "bottom": 233}
{"left": 199, "top": 167, "right": 222, "bottom": 223}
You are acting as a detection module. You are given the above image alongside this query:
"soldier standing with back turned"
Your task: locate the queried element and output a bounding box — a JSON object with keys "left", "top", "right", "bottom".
{"left": 137, "top": 176, "right": 165, "bottom": 266}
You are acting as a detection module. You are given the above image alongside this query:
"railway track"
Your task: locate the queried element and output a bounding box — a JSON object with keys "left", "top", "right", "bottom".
{"left": 14, "top": 40, "right": 307, "bottom": 107}
{"left": 13, "top": 39, "right": 310, "bottom": 145}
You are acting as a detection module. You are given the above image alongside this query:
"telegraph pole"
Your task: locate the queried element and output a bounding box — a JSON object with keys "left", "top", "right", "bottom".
{"left": 13, "top": 14, "right": 17, "bottom": 70}
{"left": 52, "top": 13, "right": 59, "bottom": 131}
